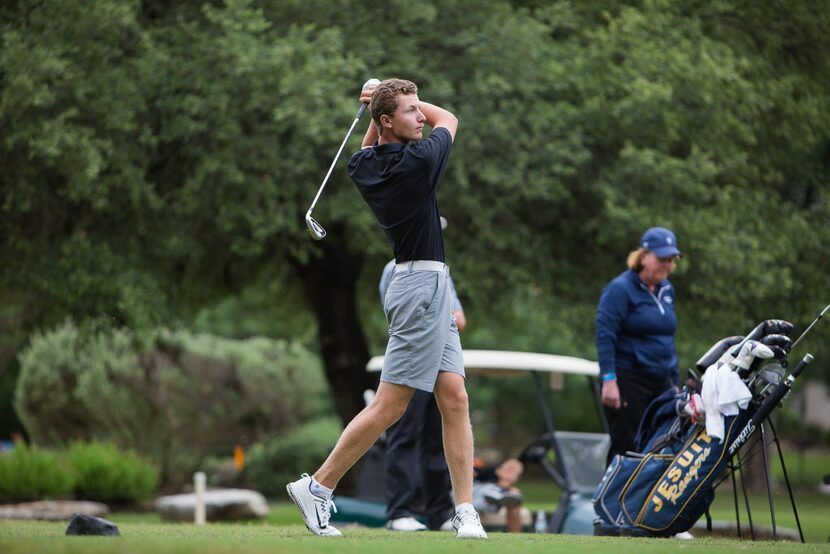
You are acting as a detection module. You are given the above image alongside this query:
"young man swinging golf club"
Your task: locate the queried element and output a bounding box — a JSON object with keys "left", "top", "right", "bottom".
{"left": 287, "top": 78, "right": 486, "bottom": 539}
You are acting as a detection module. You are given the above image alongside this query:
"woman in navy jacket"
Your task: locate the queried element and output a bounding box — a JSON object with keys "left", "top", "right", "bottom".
{"left": 595, "top": 227, "right": 682, "bottom": 464}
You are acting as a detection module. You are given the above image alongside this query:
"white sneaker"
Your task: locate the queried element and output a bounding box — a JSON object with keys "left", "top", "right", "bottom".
{"left": 439, "top": 518, "right": 454, "bottom": 532}
{"left": 452, "top": 503, "right": 487, "bottom": 539}
{"left": 286, "top": 474, "right": 342, "bottom": 537}
{"left": 386, "top": 517, "right": 428, "bottom": 532}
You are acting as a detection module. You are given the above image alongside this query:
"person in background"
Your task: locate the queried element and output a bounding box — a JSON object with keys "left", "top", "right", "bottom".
{"left": 472, "top": 457, "right": 525, "bottom": 533}
{"left": 595, "top": 227, "right": 682, "bottom": 465}
{"left": 379, "top": 217, "right": 467, "bottom": 532}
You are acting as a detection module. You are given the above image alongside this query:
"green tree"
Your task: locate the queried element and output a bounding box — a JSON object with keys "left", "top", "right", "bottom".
{"left": 2, "top": 0, "right": 829, "bottom": 438}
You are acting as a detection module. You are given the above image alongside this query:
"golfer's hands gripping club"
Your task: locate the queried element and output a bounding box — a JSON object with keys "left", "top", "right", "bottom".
{"left": 357, "top": 78, "right": 380, "bottom": 119}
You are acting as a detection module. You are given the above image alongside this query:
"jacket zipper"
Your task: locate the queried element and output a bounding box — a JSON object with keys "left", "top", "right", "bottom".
{"left": 640, "top": 283, "right": 668, "bottom": 315}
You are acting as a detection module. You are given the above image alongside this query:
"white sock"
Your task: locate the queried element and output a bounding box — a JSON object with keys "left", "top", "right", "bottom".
{"left": 309, "top": 476, "right": 333, "bottom": 498}
{"left": 455, "top": 502, "right": 474, "bottom": 512}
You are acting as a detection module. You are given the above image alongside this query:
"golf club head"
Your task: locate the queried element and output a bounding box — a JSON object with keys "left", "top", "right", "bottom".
{"left": 305, "top": 213, "right": 326, "bottom": 240}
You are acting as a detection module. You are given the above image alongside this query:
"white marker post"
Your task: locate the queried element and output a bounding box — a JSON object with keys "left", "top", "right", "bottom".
{"left": 194, "top": 471, "right": 206, "bottom": 525}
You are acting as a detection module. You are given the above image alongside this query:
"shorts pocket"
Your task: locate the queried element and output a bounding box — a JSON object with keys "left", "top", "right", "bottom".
{"left": 385, "top": 274, "right": 429, "bottom": 333}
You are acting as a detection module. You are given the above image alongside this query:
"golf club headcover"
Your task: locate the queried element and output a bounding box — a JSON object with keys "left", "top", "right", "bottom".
{"left": 695, "top": 336, "right": 743, "bottom": 372}
{"left": 732, "top": 340, "right": 775, "bottom": 379}
{"left": 730, "top": 340, "right": 774, "bottom": 369}
{"left": 762, "top": 319, "right": 794, "bottom": 337}
{"left": 760, "top": 334, "right": 792, "bottom": 359}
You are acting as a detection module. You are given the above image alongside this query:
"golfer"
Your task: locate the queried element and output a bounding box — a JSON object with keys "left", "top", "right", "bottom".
{"left": 287, "top": 78, "right": 486, "bottom": 540}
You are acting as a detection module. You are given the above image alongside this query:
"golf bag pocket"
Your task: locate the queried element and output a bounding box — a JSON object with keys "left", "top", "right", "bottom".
{"left": 593, "top": 453, "right": 662, "bottom": 528}
{"left": 619, "top": 453, "right": 675, "bottom": 525}
{"left": 633, "top": 416, "right": 749, "bottom": 534}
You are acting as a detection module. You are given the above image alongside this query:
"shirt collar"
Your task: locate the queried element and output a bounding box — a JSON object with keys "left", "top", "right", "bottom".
{"left": 628, "top": 269, "right": 670, "bottom": 292}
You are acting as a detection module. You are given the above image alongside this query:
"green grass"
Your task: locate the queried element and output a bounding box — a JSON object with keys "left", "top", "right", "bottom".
{"left": 1, "top": 472, "right": 828, "bottom": 553}
{"left": 1, "top": 520, "right": 829, "bottom": 554}
{"left": 1, "top": 495, "right": 829, "bottom": 553}
{"left": 771, "top": 449, "right": 830, "bottom": 487}
{"left": 707, "top": 488, "right": 830, "bottom": 544}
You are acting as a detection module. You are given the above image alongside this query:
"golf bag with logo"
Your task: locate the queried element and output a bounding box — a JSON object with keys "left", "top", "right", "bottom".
{"left": 592, "top": 318, "right": 813, "bottom": 537}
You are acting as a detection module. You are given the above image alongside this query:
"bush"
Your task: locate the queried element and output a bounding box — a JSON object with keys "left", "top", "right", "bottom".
{"left": 67, "top": 441, "right": 159, "bottom": 502}
{"left": 0, "top": 445, "right": 74, "bottom": 501}
{"left": 241, "top": 417, "right": 342, "bottom": 496}
{"left": 15, "top": 320, "right": 333, "bottom": 485}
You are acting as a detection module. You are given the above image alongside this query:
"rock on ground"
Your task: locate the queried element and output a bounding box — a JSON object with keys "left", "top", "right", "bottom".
{"left": 0, "top": 500, "right": 108, "bottom": 521}
{"left": 156, "top": 488, "right": 269, "bottom": 522}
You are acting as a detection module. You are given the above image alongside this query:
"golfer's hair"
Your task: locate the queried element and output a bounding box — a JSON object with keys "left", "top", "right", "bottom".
{"left": 627, "top": 248, "right": 677, "bottom": 272}
{"left": 626, "top": 248, "right": 648, "bottom": 272}
{"left": 371, "top": 78, "right": 418, "bottom": 135}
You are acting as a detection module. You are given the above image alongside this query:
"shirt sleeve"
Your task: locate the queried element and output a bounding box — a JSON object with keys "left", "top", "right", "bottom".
{"left": 378, "top": 260, "right": 396, "bottom": 306}
{"left": 447, "top": 275, "right": 463, "bottom": 313}
{"left": 407, "top": 127, "right": 452, "bottom": 188}
{"left": 595, "top": 280, "right": 629, "bottom": 378}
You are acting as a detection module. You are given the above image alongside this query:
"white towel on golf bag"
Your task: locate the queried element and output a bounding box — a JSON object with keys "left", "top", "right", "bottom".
{"left": 701, "top": 340, "right": 774, "bottom": 441}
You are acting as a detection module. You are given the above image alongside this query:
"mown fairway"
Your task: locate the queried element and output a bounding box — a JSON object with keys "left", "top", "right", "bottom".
{"left": 2, "top": 488, "right": 829, "bottom": 553}
{"left": 1, "top": 522, "right": 829, "bottom": 554}
{"left": 2, "top": 516, "right": 829, "bottom": 554}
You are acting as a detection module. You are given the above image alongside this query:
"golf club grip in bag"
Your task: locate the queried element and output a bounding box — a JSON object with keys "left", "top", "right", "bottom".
{"left": 725, "top": 354, "right": 812, "bottom": 457}
{"left": 752, "top": 354, "right": 811, "bottom": 425}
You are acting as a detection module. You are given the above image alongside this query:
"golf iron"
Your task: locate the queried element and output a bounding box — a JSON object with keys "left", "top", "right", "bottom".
{"left": 305, "top": 78, "right": 381, "bottom": 240}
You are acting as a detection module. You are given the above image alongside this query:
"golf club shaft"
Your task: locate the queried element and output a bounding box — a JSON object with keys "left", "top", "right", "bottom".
{"left": 790, "top": 303, "right": 830, "bottom": 351}
{"left": 306, "top": 104, "right": 367, "bottom": 216}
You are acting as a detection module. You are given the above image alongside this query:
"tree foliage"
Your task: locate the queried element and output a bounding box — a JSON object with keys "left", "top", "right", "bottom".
{"left": 2, "top": 0, "right": 829, "bottom": 435}
{"left": 15, "top": 320, "right": 330, "bottom": 483}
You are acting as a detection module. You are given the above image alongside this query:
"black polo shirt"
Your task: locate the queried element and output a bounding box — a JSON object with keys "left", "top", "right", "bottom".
{"left": 348, "top": 127, "right": 452, "bottom": 263}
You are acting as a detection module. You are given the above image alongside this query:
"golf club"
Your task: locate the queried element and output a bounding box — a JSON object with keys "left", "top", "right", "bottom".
{"left": 305, "top": 78, "right": 381, "bottom": 240}
{"left": 790, "top": 302, "right": 830, "bottom": 350}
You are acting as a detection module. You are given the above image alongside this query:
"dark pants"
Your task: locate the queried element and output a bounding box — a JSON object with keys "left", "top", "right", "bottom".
{"left": 604, "top": 372, "right": 673, "bottom": 465}
{"left": 385, "top": 389, "right": 453, "bottom": 529}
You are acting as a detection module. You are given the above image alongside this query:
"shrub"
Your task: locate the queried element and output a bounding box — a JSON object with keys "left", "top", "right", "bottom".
{"left": 0, "top": 445, "right": 74, "bottom": 501}
{"left": 15, "top": 320, "right": 333, "bottom": 485}
{"left": 241, "top": 417, "right": 342, "bottom": 496}
{"left": 67, "top": 441, "right": 159, "bottom": 502}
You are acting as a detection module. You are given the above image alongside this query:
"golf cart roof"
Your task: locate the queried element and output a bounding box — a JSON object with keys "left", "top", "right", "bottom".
{"left": 366, "top": 349, "right": 599, "bottom": 377}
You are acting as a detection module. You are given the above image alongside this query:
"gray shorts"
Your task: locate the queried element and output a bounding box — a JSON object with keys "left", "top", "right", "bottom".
{"left": 382, "top": 262, "right": 465, "bottom": 392}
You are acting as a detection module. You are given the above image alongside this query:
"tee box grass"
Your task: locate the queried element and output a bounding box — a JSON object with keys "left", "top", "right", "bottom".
{"left": 2, "top": 520, "right": 830, "bottom": 554}
{"left": 2, "top": 493, "right": 830, "bottom": 554}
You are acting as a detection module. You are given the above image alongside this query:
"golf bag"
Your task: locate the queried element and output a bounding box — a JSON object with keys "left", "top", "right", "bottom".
{"left": 592, "top": 318, "right": 813, "bottom": 537}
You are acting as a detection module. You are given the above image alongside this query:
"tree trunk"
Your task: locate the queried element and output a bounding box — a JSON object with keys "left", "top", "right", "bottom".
{"left": 295, "top": 228, "right": 376, "bottom": 427}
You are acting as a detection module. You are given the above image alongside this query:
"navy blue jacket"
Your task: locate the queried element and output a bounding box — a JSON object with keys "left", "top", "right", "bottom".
{"left": 595, "top": 270, "right": 679, "bottom": 384}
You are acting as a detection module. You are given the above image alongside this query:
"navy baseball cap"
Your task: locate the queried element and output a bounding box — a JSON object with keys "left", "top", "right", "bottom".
{"left": 640, "top": 227, "right": 682, "bottom": 258}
